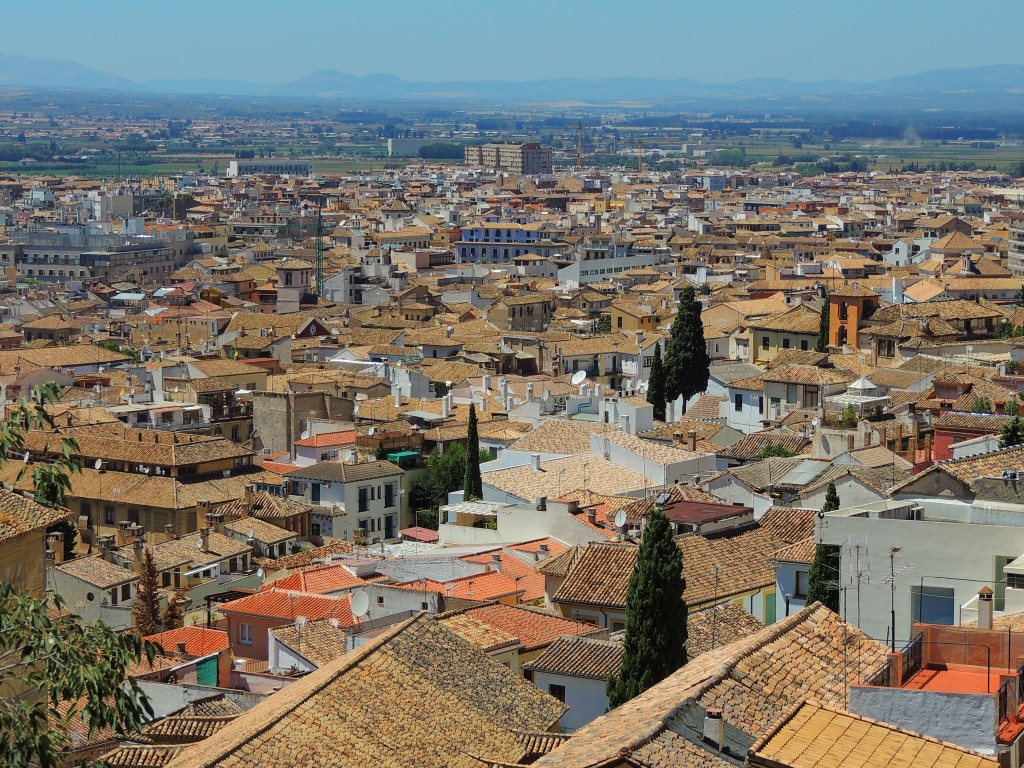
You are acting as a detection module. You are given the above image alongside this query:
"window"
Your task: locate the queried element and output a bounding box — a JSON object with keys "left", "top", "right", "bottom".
{"left": 122, "top": 584, "right": 131, "bottom": 601}
{"left": 783, "top": 338, "right": 791, "bottom": 349}
{"left": 239, "top": 623, "right": 253, "bottom": 644}
{"left": 548, "top": 684, "right": 566, "bottom": 702}
{"left": 800, "top": 339, "right": 809, "bottom": 351}
{"left": 358, "top": 487, "right": 368, "bottom": 512}
{"left": 762, "top": 336, "right": 769, "bottom": 351}
{"left": 734, "top": 393, "right": 742, "bottom": 412}
{"left": 910, "top": 585, "right": 955, "bottom": 625}
{"left": 794, "top": 570, "right": 809, "bottom": 599}
{"left": 104, "top": 506, "right": 115, "bottom": 525}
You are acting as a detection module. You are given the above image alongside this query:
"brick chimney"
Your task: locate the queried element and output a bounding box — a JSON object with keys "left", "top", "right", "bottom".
{"left": 132, "top": 537, "right": 145, "bottom": 574}
{"left": 489, "top": 553, "right": 502, "bottom": 573}
{"left": 200, "top": 526, "right": 211, "bottom": 553}
{"left": 46, "top": 532, "right": 65, "bottom": 565}
{"left": 688, "top": 430, "right": 697, "bottom": 452}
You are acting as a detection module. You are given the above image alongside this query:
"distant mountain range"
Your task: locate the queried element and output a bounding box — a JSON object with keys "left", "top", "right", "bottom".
{"left": 2, "top": 51, "right": 1024, "bottom": 110}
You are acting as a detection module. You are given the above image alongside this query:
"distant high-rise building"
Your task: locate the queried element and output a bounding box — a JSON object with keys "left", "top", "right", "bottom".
{"left": 464, "top": 142, "right": 552, "bottom": 175}
{"left": 226, "top": 159, "right": 313, "bottom": 177}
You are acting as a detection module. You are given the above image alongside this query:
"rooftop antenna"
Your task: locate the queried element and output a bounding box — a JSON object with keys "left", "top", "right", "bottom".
{"left": 315, "top": 206, "right": 324, "bottom": 297}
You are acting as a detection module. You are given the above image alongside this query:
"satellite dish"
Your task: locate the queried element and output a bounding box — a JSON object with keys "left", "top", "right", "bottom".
{"left": 350, "top": 590, "right": 370, "bottom": 618}
{"left": 571, "top": 370, "right": 588, "bottom": 386}
{"left": 300, "top": 430, "right": 311, "bottom": 440}
{"left": 614, "top": 509, "right": 627, "bottom": 528}
{"left": 637, "top": 382, "right": 648, "bottom": 394}
{"left": 196, "top": 538, "right": 204, "bottom": 550}
{"left": 247, "top": 528, "right": 255, "bottom": 539}
{"left": 22, "top": 452, "right": 29, "bottom": 464}
{"left": 368, "top": 426, "right": 376, "bottom": 436}
{"left": 93, "top": 459, "right": 103, "bottom": 470}
{"left": 256, "top": 568, "right": 265, "bottom": 579}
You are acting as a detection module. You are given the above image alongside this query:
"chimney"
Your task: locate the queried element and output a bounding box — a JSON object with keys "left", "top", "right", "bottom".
{"left": 132, "top": 538, "right": 145, "bottom": 574}
{"left": 175, "top": 641, "right": 187, "bottom": 658}
{"left": 665, "top": 399, "right": 674, "bottom": 423}
{"left": 441, "top": 395, "right": 451, "bottom": 418}
{"left": 526, "top": 382, "right": 534, "bottom": 402}
{"left": 703, "top": 707, "right": 725, "bottom": 750}
{"left": 847, "top": 434, "right": 855, "bottom": 452}
{"left": 482, "top": 374, "right": 491, "bottom": 392}
{"left": 163, "top": 524, "right": 176, "bottom": 542}
{"left": 579, "top": 382, "right": 587, "bottom": 396}
{"left": 594, "top": 383, "right": 603, "bottom": 398}
{"left": 244, "top": 485, "right": 255, "bottom": 517}
{"left": 535, "top": 495, "right": 547, "bottom": 510}
{"left": 393, "top": 388, "right": 402, "bottom": 408}
{"left": 489, "top": 553, "right": 502, "bottom": 573}
{"left": 635, "top": 330, "right": 643, "bottom": 347}
{"left": 536, "top": 543, "right": 550, "bottom": 561}
{"left": 621, "top": 414, "right": 631, "bottom": 434}
{"left": 500, "top": 377, "right": 509, "bottom": 404}
{"left": 206, "top": 511, "right": 225, "bottom": 535}
{"left": 531, "top": 454, "right": 542, "bottom": 472}
{"left": 978, "top": 586, "right": 994, "bottom": 630}
{"left": 97, "top": 535, "right": 115, "bottom": 562}
{"left": 46, "top": 533, "right": 65, "bottom": 565}
{"left": 480, "top": 397, "right": 487, "bottom": 412}
{"left": 892, "top": 276, "right": 904, "bottom": 304}
{"left": 196, "top": 500, "right": 211, "bottom": 530}
{"left": 200, "top": 526, "right": 211, "bottom": 553}
{"left": 688, "top": 430, "right": 697, "bottom": 452}
{"left": 924, "top": 433, "right": 932, "bottom": 462}
{"left": 587, "top": 507, "right": 597, "bottom": 525}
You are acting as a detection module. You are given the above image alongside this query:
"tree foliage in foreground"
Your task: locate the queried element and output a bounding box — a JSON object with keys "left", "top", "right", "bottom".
{"left": 0, "top": 585, "right": 155, "bottom": 768}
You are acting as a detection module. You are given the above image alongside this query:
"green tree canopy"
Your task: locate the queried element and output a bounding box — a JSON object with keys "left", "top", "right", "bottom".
{"left": 409, "top": 444, "right": 468, "bottom": 527}
{"left": 806, "top": 482, "right": 841, "bottom": 614}
{"left": 0, "top": 586, "right": 156, "bottom": 768}
{"left": 1001, "top": 416, "right": 1024, "bottom": 449}
{"left": 606, "top": 506, "right": 687, "bottom": 708}
{"left": 663, "top": 286, "right": 710, "bottom": 414}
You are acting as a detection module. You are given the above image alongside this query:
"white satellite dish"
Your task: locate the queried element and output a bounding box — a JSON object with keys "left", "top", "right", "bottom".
{"left": 196, "top": 538, "right": 204, "bottom": 550}
{"left": 93, "top": 459, "right": 103, "bottom": 471}
{"left": 614, "top": 509, "right": 627, "bottom": 528}
{"left": 570, "top": 370, "right": 588, "bottom": 386}
{"left": 350, "top": 590, "right": 370, "bottom": 618}
{"left": 256, "top": 568, "right": 265, "bottom": 579}
{"left": 22, "top": 452, "right": 29, "bottom": 464}
{"left": 300, "top": 430, "right": 311, "bottom": 440}
{"left": 368, "top": 426, "right": 376, "bottom": 436}
{"left": 637, "top": 382, "right": 648, "bottom": 394}
{"left": 247, "top": 528, "right": 255, "bottom": 539}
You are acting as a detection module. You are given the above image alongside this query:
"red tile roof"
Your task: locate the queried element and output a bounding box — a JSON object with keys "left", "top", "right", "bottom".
{"left": 143, "top": 626, "right": 229, "bottom": 658}
{"left": 450, "top": 603, "right": 599, "bottom": 651}
{"left": 265, "top": 564, "right": 368, "bottom": 595}
{"left": 218, "top": 589, "right": 358, "bottom": 626}
{"left": 396, "top": 570, "right": 522, "bottom": 601}
{"left": 293, "top": 430, "right": 357, "bottom": 448}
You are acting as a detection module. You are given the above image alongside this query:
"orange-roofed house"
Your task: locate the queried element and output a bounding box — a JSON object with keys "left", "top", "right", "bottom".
{"left": 293, "top": 430, "right": 357, "bottom": 466}
{"left": 395, "top": 569, "right": 524, "bottom": 606}
{"left": 143, "top": 626, "right": 232, "bottom": 688}
{"left": 263, "top": 563, "right": 371, "bottom": 595}
{"left": 218, "top": 589, "right": 358, "bottom": 661}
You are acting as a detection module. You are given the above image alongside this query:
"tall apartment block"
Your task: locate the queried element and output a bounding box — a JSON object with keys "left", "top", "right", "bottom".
{"left": 464, "top": 142, "right": 553, "bottom": 175}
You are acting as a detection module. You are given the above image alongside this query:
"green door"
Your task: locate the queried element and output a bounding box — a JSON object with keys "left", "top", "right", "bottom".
{"left": 197, "top": 656, "right": 217, "bottom": 687}
{"left": 764, "top": 592, "right": 777, "bottom": 625}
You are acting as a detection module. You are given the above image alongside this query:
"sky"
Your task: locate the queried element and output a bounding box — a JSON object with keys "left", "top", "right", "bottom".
{"left": 3, "top": 0, "right": 1024, "bottom": 84}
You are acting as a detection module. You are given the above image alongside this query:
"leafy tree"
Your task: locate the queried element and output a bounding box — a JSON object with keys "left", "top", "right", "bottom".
{"left": 0, "top": 584, "right": 155, "bottom": 768}
{"left": 416, "top": 142, "right": 464, "bottom": 159}
{"left": 463, "top": 404, "right": 483, "bottom": 501}
{"left": 595, "top": 315, "right": 611, "bottom": 333}
{"left": 1016, "top": 282, "right": 1024, "bottom": 307}
{"left": 132, "top": 546, "right": 162, "bottom": 636}
{"left": 822, "top": 481, "right": 840, "bottom": 513}
{"left": 841, "top": 404, "right": 857, "bottom": 428}
{"left": 1000, "top": 416, "right": 1024, "bottom": 448}
{"left": 646, "top": 343, "right": 666, "bottom": 422}
{"left": 162, "top": 591, "right": 186, "bottom": 632}
{"left": 816, "top": 294, "right": 830, "bottom": 352}
{"left": 663, "top": 287, "right": 710, "bottom": 415}
{"left": 409, "top": 444, "right": 468, "bottom": 525}
{"left": 374, "top": 444, "right": 388, "bottom": 461}
{"left": 756, "top": 444, "right": 798, "bottom": 459}
{"left": 606, "top": 506, "right": 687, "bottom": 708}
{"left": 972, "top": 396, "right": 993, "bottom": 414}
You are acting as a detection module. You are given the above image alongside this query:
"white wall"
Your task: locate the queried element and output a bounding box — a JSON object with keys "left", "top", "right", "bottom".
{"left": 532, "top": 672, "right": 608, "bottom": 732}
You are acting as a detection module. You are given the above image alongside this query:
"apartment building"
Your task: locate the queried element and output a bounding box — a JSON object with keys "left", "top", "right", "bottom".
{"left": 455, "top": 221, "right": 563, "bottom": 263}
{"left": 1008, "top": 212, "right": 1024, "bottom": 276}
{"left": 226, "top": 159, "right": 313, "bottom": 177}
{"left": 463, "top": 142, "right": 553, "bottom": 174}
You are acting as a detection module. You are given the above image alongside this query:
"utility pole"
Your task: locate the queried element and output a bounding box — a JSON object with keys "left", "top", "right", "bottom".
{"left": 889, "top": 546, "right": 902, "bottom": 652}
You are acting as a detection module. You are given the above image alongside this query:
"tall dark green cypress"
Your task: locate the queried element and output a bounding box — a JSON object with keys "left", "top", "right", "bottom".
{"left": 463, "top": 403, "right": 483, "bottom": 500}
{"left": 816, "top": 294, "right": 830, "bottom": 353}
{"left": 806, "top": 482, "right": 841, "bottom": 613}
{"left": 663, "top": 286, "right": 710, "bottom": 415}
{"left": 606, "top": 506, "right": 687, "bottom": 709}
{"left": 646, "top": 342, "right": 666, "bottom": 422}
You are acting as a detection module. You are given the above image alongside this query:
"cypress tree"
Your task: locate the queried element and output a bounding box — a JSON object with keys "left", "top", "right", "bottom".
{"left": 646, "top": 343, "right": 666, "bottom": 422}
{"left": 131, "top": 547, "right": 162, "bottom": 636}
{"left": 663, "top": 286, "right": 710, "bottom": 415}
{"left": 816, "top": 294, "right": 830, "bottom": 352}
{"left": 806, "top": 482, "right": 841, "bottom": 613}
{"left": 606, "top": 506, "right": 687, "bottom": 708}
{"left": 463, "top": 403, "right": 483, "bottom": 501}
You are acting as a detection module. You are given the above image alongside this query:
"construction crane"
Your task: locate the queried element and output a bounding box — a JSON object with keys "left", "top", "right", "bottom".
{"left": 576, "top": 122, "right": 584, "bottom": 171}
{"left": 315, "top": 207, "right": 324, "bottom": 297}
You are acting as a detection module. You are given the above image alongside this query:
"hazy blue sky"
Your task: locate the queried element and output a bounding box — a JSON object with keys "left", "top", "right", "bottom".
{"left": 4, "top": 0, "right": 1023, "bottom": 83}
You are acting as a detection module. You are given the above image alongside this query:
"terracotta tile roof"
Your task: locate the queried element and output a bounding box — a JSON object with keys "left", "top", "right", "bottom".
{"left": 686, "top": 601, "right": 765, "bottom": 657}
{"left": 483, "top": 455, "right": 648, "bottom": 500}
{"left": 435, "top": 610, "right": 522, "bottom": 653}
{"left": 718, "top": 431, "right": 810, "bottom": 461}
{"left": 762, "top": 364, "right": 856, "bottom": 386}
{"left": 145, "top": 715, "right": 237, "bottom": 744}
{"left": 532, "top": 604, "right": 888, "bottom": 768}
{"left": 285, "top": 460, "right": 404, "bottom": 483}
{"left": 144, "top": 627, "right": 229, "bottom": 658}
{"left": 216, "top": 491, "right": 310, "bottom": 522}
{"left": 0, "top": 487, "right": 72, "bottom": 544}
{"left": 770, "top": 536, "right": 815, "bottom": 565}
{"left": 440, "top": 603, "right": 599, "bottom": 651}
{"left": 293, "top": 430, "right": 357, "bottom": 448}
{"left": 267, "top": 563, "right": 369, "bottom": 594}
{"left": 270, "top": 617, "right": 351, "bottom": 668}
{"left": 748, "top": 304, "right": 821, "bottom": 334}
{"left": 686, "top": 394, "right": 727, "bottom": 421}
{"left": 506, "top": 419, "right": 614, "bottom": 455}
{"left": 163, "top": 614, "right": 565, "bottom": 768}
{"left": 218, "top": 589, "right": 358, "bottom": 626}
{"left": 396, "top": 570, "right": 523, "bottom": 602}
{"left": 101, "top": 745, "right": 183, "bottom": 768}
{"left": 55, "top": 554, "right": 137, "bottom": 589}
{"left": 176, "top": 695, "right": 244, "bottom": 717}
{"left": 524, "top": 636, "right": 623, "bottom": 679}
{"left": 258, "top": 540, "right": 355, "bottom": 573}
{"left": 223, "top": 516, "right": 295, "bottom": 544}
{"left": 933, "top": 411, "right": 1012, "bottom": 432}
{"left": 750, "top": 700, "right": 997, "bottom": 768}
